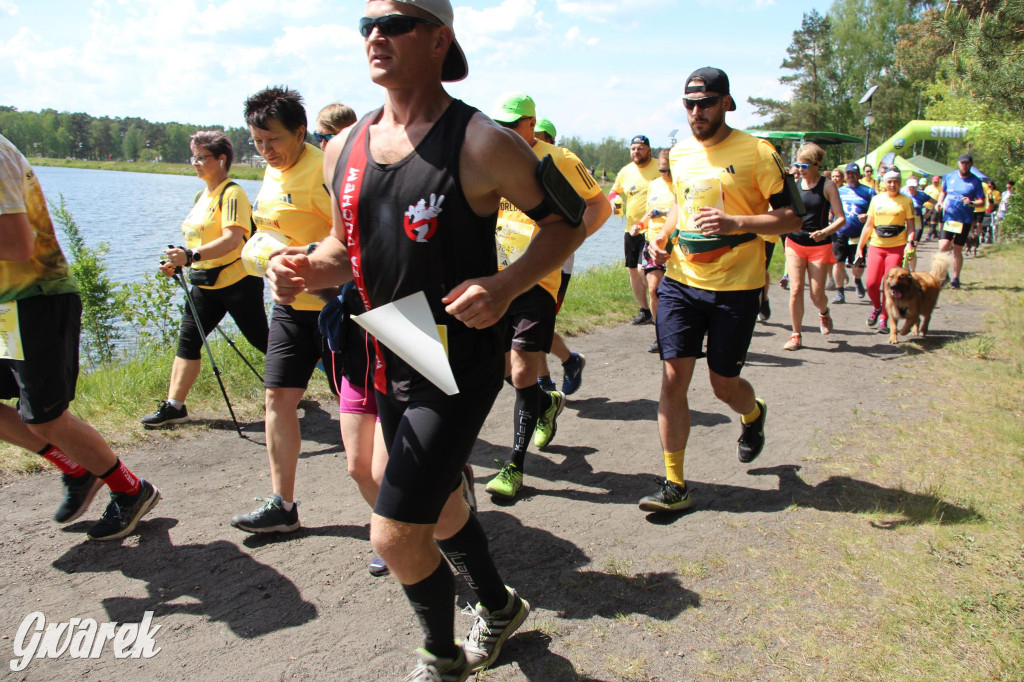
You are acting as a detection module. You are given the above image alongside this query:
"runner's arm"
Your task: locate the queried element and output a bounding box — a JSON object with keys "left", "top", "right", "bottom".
{"left": 0, "top": 212, "right": 33, "bottom": 261}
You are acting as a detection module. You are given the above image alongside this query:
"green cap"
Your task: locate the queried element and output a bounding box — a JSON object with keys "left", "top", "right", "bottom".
{"left": 491, "top": 91, "right": 536, "bottom": 123}
{"left": 534, "top": 118, "right": 557, "bottom": 139}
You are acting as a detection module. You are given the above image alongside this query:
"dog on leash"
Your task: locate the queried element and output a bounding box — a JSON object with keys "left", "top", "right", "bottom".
{"left": 882, "top": 252, "right": 952, "bottom": 344}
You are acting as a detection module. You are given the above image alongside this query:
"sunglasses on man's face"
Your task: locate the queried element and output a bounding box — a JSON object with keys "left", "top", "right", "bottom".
{"left": 658, "top": 167, "right": 670, "bottom": 173}
{"left": 359, "top": 14, "right": 441, "bottom": 38}
{"left": 313, "top": 132, "right": 335, "bottom": 144}
{"left": 683, "top": 95, "right": 721, "bottom": 111}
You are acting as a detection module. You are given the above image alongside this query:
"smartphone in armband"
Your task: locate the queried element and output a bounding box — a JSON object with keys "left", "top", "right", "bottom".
{"left": 536, "top": 155, "right": 586, "bottom": 227}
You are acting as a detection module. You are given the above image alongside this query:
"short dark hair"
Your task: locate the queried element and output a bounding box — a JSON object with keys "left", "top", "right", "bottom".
{"left": 190, "top": 130, "right": 233, "bottom": 171}
{"left": 244, "top": 86, "right": 307, "bottom": 134}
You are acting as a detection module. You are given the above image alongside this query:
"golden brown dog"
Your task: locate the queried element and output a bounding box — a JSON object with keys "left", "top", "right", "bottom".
{"left": 882, "top": 252, "right": 951, "bottom": 344}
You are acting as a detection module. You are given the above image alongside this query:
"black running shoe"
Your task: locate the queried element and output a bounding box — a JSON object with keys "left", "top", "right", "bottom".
{"left": 230, "top": 494, "right": 300, "bottom": 533}
{"left": 737, "top": 399, "right": 768, "bottom": 464}
{"left": 54, "top": 472, "right": 103, "bottom": 524}
{"left": 630, "top": 308, "right": 653, "bottom": 325}
{"left": 758, "top": 295, "right": 771, "bottom": 322}
{"left": 140, "top": 400, "right": 189, "bottom": 428}
{"left": 638, "top": 480, "right": 692, "bottom": 512}
{"left": 87, "top": 480, "right": 161, "bottom": 541}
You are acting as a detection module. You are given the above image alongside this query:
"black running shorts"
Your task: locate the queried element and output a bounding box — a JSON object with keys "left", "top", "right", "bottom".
{"left": 623, "top": 231, "right": 646, "bottom": 269}
{"left": 374, "top": 376, "right": 502, "bottom": 524}
{"left": 264, "top": 303, "right": 343, "bottom": 394}
{"left": 655, "top": 278, "right": 760, "bottom": 378}
{"left": 177, "top": 275, "right": 268, "bottom": 360}
{"left": 504, "top": 284, "right": 556, "bottom": 354}
{"left": 832, "top": 237, "right": 859, "bottom": 266}
{"left": 0, "top": 293, "right": 81, "bottom": 424}
{"left": 940, "top": 223, "right": 971, "bottom": 246}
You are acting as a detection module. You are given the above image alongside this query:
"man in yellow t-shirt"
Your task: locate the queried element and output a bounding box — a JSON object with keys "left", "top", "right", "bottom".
{"left": 983, "top": 179, "right": 1001, "bottom": 244}
{"left": 610, "top": 135, "right": 661, "bottom": 325}
{"left": 486, "top": 92, "right": 610, "bottom": 501}
{"left": 638, "top": 67, "right": 801, "bottom": 514}
{"left": 633, "top": 148, "right": 674, "bottom": 354}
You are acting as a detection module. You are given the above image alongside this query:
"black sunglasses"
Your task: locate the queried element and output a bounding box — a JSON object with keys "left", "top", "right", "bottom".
{"left": 313, "top": 132, "right": 335, "bottom": 144}
{"left": 658, "top": 167, "right": 670, "bottom": 173}
{"left": 683, "top": 95, "right": 721, "bottom": 111}
{"left": 359, "top": 14, "right": 441, "bottom": 38}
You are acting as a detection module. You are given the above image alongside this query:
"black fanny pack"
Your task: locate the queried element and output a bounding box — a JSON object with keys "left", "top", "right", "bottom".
{"left": 874, "top": 224, "right": 906, "bottom": 239}
{"left": 189, "top": 258, "right": 239, "bottom": 287}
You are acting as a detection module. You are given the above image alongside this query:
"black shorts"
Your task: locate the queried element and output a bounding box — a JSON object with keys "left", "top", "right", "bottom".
{"left": 374, "top": 376, "right": 502, "bottom": 524}
{"left": 655, "top": 278, "right": 760, "bottom": 378}
{"left": 504, "top": 284, "right": 556, "bottom": 354}
{"left": 0, "top": 293, "right": 81, "bottom": 424}
{"left": 624, "top": 232, "right": 646, "bottom": 269}
{"left": 264, "top": 304, "right": 343, "bottom": 393}
{"left": 641, "top": 242, "right": 666, "bottom": 274}
{"left": 555, "top": 272, "right": 572, "bottom": 314}
{"left": 177, "top": 275, "right": 269, "bottom": 360}
{"left": 941, "top": 223, "right": 971, "bottom": 247}
{"left": 832, "top": 237, "right": 859, "bottom": 266}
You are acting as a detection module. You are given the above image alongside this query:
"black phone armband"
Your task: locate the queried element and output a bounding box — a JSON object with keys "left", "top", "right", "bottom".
{"left": 770, "top": 173, "right": 807, "bottom": 216}
{"left": 524, "top": 155, "right": 585, "bottom": 228}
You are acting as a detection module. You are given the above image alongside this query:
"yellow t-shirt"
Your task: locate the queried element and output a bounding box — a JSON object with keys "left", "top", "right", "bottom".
{"left": 666, "top": 130, "right": 786, "bottom": 291}
{"left": 252, "top": 143, "right": 332, "bottom": 310}
{"left": 867, "top": 192, "right": 914, "bottom": 248}
{"left": 986, "top": 187, "right": 1001, "bottom": 212}
{"left": 181, "top": 179, "right": 252, "bottom": 289}
{"left": 496, "top": 140, "right": 601, "bottom": 299}
{"left": 643, "top": 176, "right": 674, "bottom": 242}
{"left": 923, "top": 184, "right": 940, "bottom": 210}
{"left": 862, "top": 178, "right": 879, "bottom": 192}
{"left": 611, "top": 160, "right": 661, "bottom": 233}
{"left": 0, "top": 134, "right": 78, "bottom": 304}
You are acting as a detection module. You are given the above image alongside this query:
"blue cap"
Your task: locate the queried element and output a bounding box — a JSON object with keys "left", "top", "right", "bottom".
{"left": 630, "top": 135, "right": 650, "bottom": 147}
{"left": 845, "top": 162, "right": 860, "bottom": 173}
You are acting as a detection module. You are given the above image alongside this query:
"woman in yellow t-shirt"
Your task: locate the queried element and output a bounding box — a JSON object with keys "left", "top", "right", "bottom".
{"left": 142, "top": 131, "right": 268, "bottom": 428}
{"left": 230, "top": 87, "right": 337, "bottom": 535}
{"left": 856, "top": 168, "right": 916, "bottom": 333}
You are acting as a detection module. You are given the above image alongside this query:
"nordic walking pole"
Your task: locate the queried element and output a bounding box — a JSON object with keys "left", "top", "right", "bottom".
{"left": 171, "top": 268, "right": 244, "bottom": 438}
{"left": 211, "top": 324, "right": 264, "bottom": 384}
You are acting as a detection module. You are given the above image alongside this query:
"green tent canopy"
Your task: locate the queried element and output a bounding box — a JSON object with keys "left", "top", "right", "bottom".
{"left": 742, "top": 130, "right": 865, "bottom": 146}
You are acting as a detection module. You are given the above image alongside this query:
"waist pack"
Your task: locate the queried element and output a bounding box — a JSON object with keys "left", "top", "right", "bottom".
{"left": 874, "top": 224, "right": 906, "bottom": 239}
{"left": 672, "top": 231, "right": 757, "bottom": 263}
{"left": 188, "top": 258, "right": 239, "bottom": 287}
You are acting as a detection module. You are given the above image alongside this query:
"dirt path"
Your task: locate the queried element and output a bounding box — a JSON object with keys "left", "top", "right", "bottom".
{"left": 0, "top": 241, "right": 992, "bottom": 681}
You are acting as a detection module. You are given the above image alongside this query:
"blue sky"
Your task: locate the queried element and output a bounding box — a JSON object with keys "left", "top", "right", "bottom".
{"left": 1, "top": 0, "right": 830, "bottom": 146}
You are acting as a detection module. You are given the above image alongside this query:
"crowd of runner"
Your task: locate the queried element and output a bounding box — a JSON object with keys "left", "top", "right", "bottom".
{"left": 1, "top": 1, "right": 1016, "bottom": 679}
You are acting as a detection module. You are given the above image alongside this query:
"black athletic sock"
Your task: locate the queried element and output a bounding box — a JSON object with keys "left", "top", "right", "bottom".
{"left": 401, "top": 559, "right": 459, "bottom": 659}
{"left": 438, "top": 512, "right": 509, "bottom": 612}
{"left": 511, "top": 384, "right": 542, "bottom": 469}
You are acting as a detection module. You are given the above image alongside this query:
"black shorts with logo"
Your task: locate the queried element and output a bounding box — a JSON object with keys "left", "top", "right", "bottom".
{"left": 264, "top": 304, "right": 343, "bottom": 394}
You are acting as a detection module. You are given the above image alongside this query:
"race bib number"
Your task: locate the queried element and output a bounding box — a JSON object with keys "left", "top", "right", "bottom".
{"left": 0, "top": 302, "right": 24, "bottom": 361}
{"left": 943, "top": 220, "right": 964, "bottom": 235}
{"left": 182, "top": 222, "right": 202, "bottom": 250}
{"left": 495, "top": 219, "right": 534, "bottom": 269}
{"left": 678, "top": 177, "right": 724, "bottom": 232}
{"left": 241, "top": 230, "right": 290, "bottom": 277}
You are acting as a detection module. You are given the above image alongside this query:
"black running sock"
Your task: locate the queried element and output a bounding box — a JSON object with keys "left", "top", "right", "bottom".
{"left": 511, "top": 384, "right": 542, "bottom": 469}
{"left": 439, "top": 513, "right": 509, "bottom": 613}
{"left": 401, "top": 559, "right": 459, "bottom": 659}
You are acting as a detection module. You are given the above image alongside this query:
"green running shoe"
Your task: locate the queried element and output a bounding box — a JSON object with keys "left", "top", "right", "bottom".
{"left": 485, "top": 462, "right": 523, "bottom": 500}
{"left": 532, "top": 390, "right": 565, "bottom": 449}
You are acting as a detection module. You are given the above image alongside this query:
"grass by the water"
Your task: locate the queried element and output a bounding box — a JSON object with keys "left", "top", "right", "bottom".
{"left": 29, "top": 156, "right": 265, "bottom": 181}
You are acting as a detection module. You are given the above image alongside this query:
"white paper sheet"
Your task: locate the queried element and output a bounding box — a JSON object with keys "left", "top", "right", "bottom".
{"left": 352, "top": 291, "right": 459, "bottom": 395}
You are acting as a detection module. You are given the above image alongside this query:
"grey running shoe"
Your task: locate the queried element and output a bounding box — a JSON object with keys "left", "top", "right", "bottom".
{"left": 647, "top": 341, "right": 660, "bottom": 354}
{"left": 737, "top": 399, "right": 768, "bottom": 464}
{"left": 368, "top": 555, "right": 389, "bottom": 577}
{"left": 402, "top": 647, "right": 472, "bottom": 682}
{"left": 855, "top": 278, "right": 867, "bottom": 298}
{"left": 630, "top": 308, "right": 652, "bottom": 325}
{"left": 639, "top": 479, "right": 693, "bottom": 512}
{"left": 832, "top": 289, "right": 845, "bottom": 304}
{"left": 462, "top": 587, "right": 531, "bottom": 672}
{"left": 561, "top": 352, "right": 586, "bottom": 395}
{"left": 140, "top": 400, "right": 188, "bottom": 428}
{"left": 87, "top": 480, "right": 161, "bottom": 541}
{"left": 230, "top": 494, "right": 300, "bottom": 534}
{"left": 462, "top": 464, "right": 477, "bottom": 513}
{"left": 54, "top": 472, "right": 103, "bottom": 523}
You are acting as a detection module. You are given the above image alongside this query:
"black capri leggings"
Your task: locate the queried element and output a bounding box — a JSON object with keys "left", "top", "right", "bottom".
{"left": 176, "top": 275, "right": 269, "bottom": 360}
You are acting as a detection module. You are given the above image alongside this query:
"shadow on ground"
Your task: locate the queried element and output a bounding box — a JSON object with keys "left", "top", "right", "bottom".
{"left": 52, "top": 518, "right": 318, "bottom": 637}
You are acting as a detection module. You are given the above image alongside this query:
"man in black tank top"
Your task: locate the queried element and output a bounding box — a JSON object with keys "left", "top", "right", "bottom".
{"left": 265, "top": 1, "right": 585, "bottom": 679}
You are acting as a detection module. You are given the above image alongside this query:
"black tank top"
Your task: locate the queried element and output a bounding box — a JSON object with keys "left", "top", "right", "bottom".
{"left": 789, "top": 176, "right": 830, "bottom": 247}
{"left": 334, "top": 99, "right": 503, "bottom": 401}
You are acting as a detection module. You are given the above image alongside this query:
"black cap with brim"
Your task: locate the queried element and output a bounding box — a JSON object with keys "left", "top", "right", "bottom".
{"left": 684, "top": 66, "right": 736, "bottom": 111}
{"left": 958, "top": 153, "right": 973, "bottom": 163}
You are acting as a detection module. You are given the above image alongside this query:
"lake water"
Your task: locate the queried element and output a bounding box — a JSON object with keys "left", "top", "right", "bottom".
{"left": 33, "top": 165, "right": 626, "bottom": 286}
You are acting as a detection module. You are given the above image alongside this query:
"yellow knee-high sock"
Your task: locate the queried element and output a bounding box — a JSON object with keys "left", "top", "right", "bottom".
{"left": 741, "top": 400, "right": 762, "bottom": 424}
{"left": 663, "top": 449, "right": 685, "bottom": 487}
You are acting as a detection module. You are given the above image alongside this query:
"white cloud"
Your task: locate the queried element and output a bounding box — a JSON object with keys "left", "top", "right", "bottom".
{"left": 0, "top": 0, "right": 18, "bottom": 16}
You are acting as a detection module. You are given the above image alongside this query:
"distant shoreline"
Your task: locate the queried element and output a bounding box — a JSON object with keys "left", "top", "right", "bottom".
{"left": 28, "top": 156, "right": 265, "bottom": 181}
